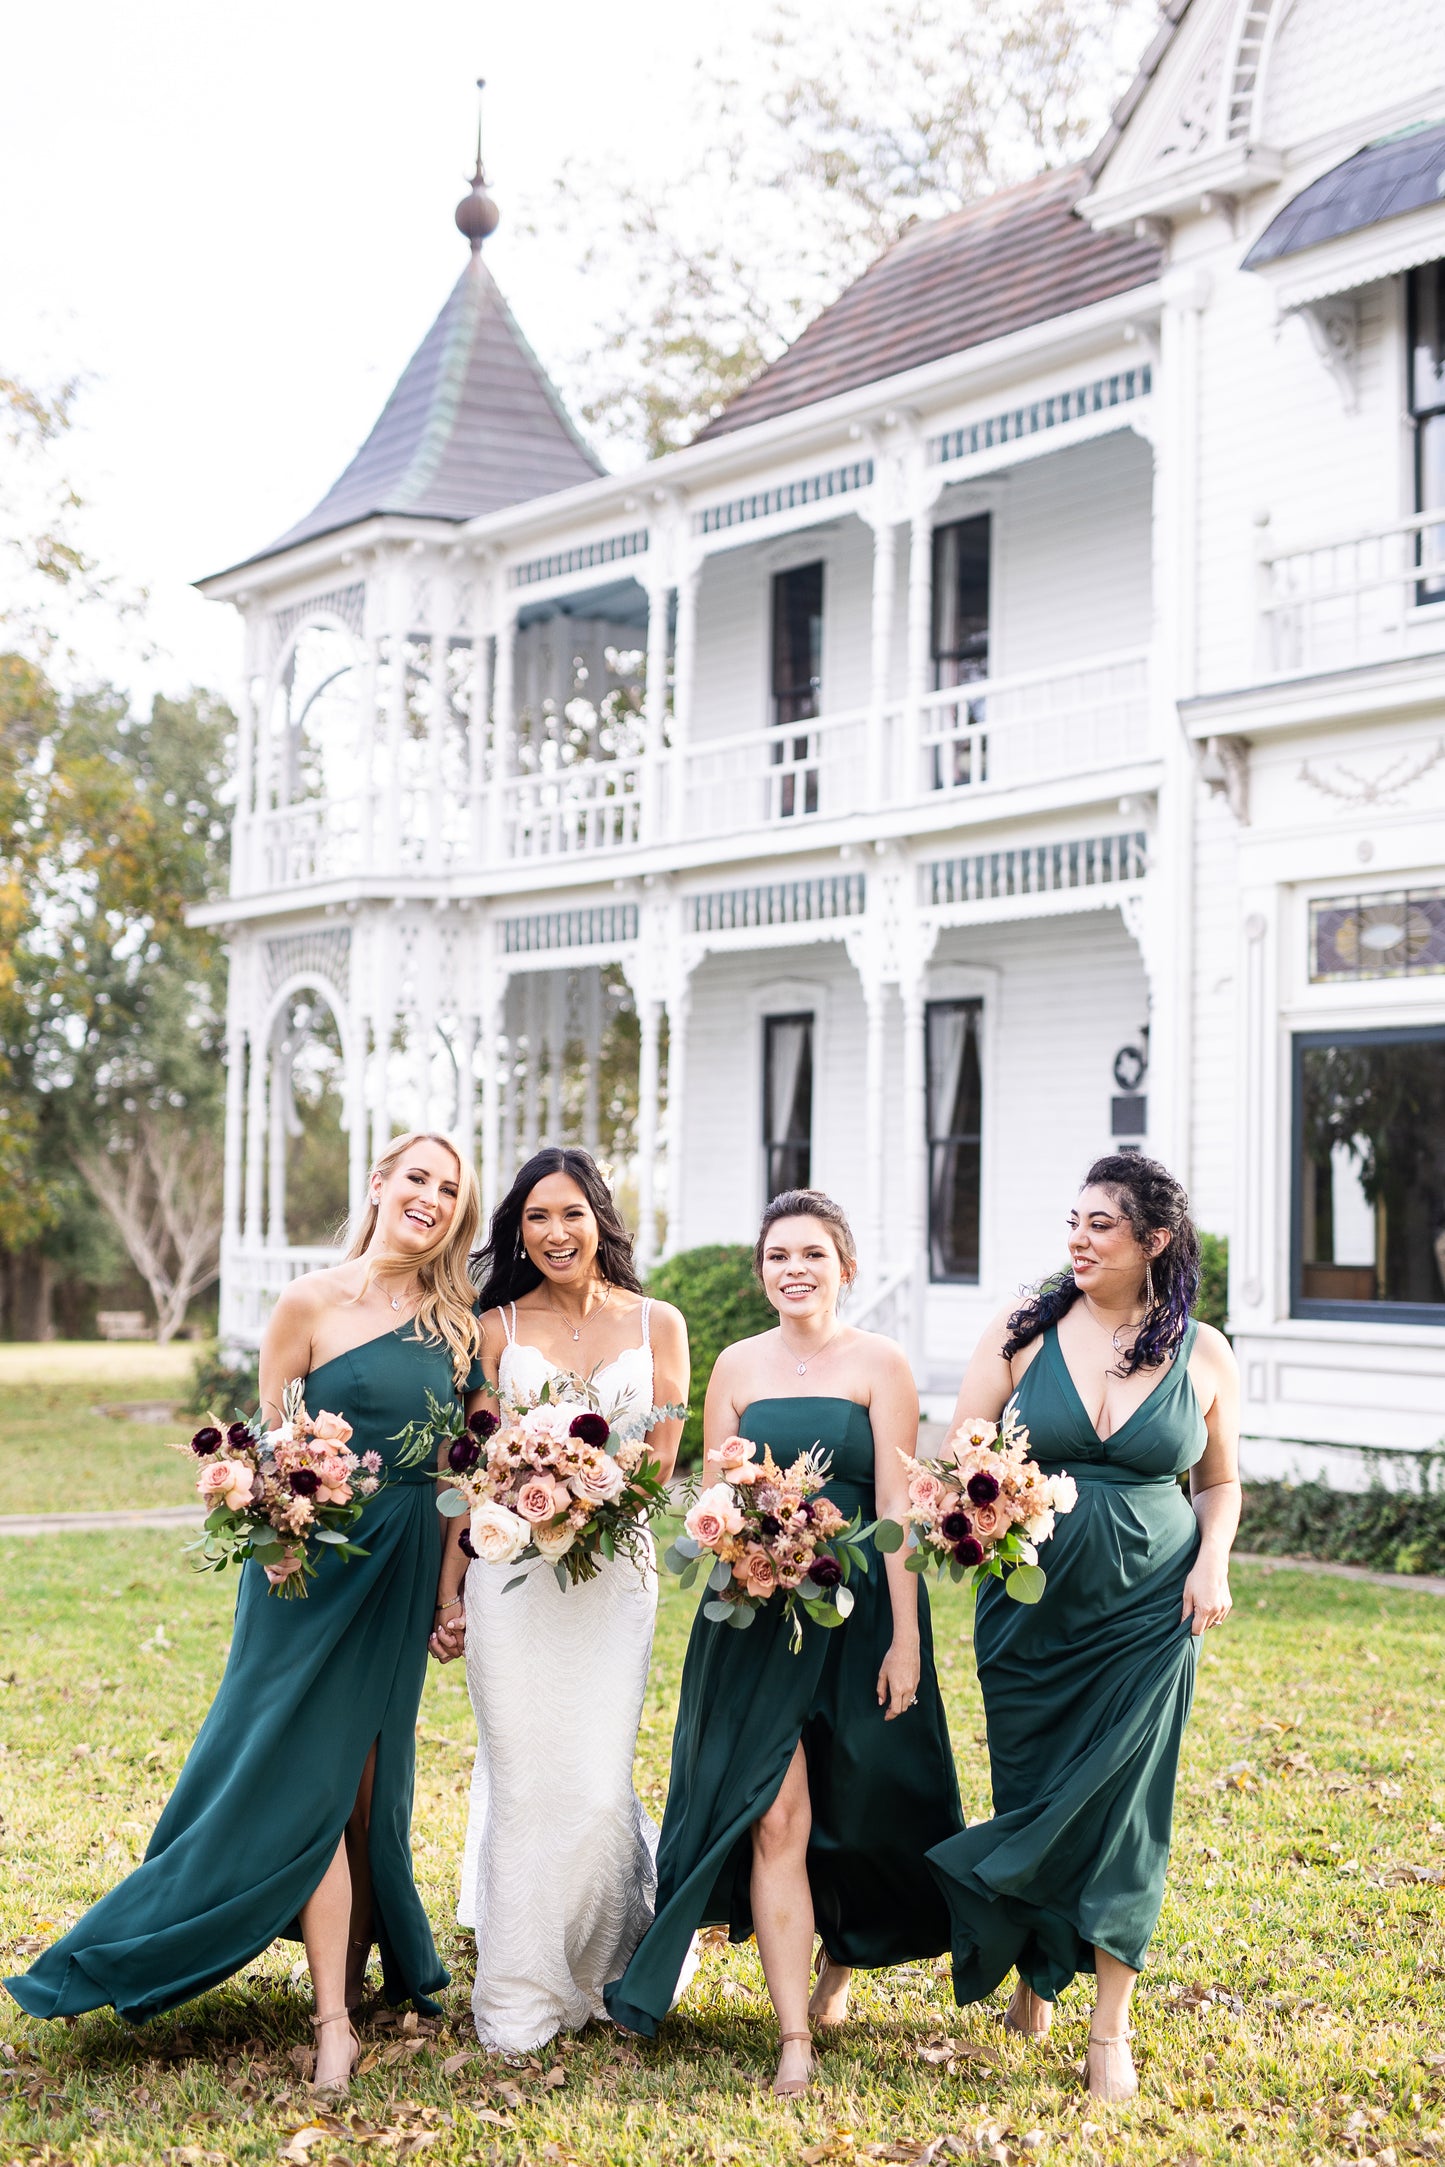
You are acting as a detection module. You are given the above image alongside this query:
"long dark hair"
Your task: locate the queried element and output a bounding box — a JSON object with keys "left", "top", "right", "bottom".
{"left": 1002, "top": 1153, "right": 1201, "bottom": 1376}
{"left": 472, "top": 1147, "right": 643, "bottom": 1313}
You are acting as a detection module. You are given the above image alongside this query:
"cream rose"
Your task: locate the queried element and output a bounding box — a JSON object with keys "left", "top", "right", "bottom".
{"left": 533, "top": 1521, "right": 577, "bottom": 1563}
{"left": 572, "top": 1453, "right": 627, "bottom": 1506}
{"left": 469, "top": 1501, "right": 530, "bottom": 1564}
{"left": 1048, "top": 1471, "right": 1079, "bottom": 1514}
{"left": 1022, "top": 1506, "right": 1056, "bottom": 1544}
{"left": 908, "top": 1471, "right": 945, "bottom": 1515}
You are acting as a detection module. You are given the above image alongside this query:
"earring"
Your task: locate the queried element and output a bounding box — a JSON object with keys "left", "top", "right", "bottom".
{"left": 1144, "top": 1261, "right": 1156, "bottom": 1312}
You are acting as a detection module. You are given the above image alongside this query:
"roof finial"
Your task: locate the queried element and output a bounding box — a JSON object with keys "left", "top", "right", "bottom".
{"left": 455, "top": 77, "right": 500, "bottom": 253}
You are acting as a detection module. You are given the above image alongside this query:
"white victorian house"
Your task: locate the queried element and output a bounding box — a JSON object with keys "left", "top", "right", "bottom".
{"left": 195, "top": 0, "right": 1445, "bottom": 1481}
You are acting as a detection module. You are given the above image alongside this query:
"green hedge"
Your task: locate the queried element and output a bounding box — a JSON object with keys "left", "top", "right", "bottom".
{"left": 647, "top": 1244, "right": 775, "bottom": 1466}
{"left": 1238, "top": 1469, "right": 1445, "bottom": 1577}
{"left": 188, "top": 1344, "right": 260, "bottom": 1421}
{"left": 1193, "top": 1231, "right": 1228, "bottom": 1335}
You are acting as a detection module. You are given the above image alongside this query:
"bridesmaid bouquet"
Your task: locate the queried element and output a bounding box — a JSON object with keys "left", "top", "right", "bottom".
{"left": 881, "top": 1402, "right": 1076, "bottom": 1605}
{"left": 664, "top": 1436, "right": 884, "bottom": 1653}
{"left": 178, "top": 1379, "right": 383, "bottom": 1598}
{"left": 417, "top": 1374, "right": 682, "bottom": 1590}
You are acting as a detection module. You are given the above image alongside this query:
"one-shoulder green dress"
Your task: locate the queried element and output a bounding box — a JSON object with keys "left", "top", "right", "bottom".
{"left": 927, "top": 1322, "right": 1206, "bottom": 2003}
{"left": 606, "top": 1396, "right": 963, "bottom": 2038}
{"left": 5, "top": 1325, "right": 473, "bottom": 2025}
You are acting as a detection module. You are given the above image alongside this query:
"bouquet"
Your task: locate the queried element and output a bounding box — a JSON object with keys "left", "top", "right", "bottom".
{"left": 178, "top": 1380, "right": 382, "bottom": 1598}
{"left": 883, "top": 1402, "right": 1076, "bottom": 1604}
{"left": 664, "top": 1434, "right": 886, "bottom": 1653}
{"left": 408, "top": 1371, "right": 683, "bottom": 1590}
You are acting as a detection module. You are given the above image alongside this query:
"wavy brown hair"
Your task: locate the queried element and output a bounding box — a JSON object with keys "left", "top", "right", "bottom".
{"left": 472, "top": 1148, "right": 643, "bottom": 1312}
{"left": 346, "top": 1131, "right": 482, "bottom": 1390}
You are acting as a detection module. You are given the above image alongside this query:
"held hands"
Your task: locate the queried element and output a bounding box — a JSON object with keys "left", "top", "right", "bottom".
{"left": 1181, "top": 1556, "right": 1232, "bottom": 1636}
{"left": 429, "top": 1597, "right": 466, "bottom": 1663}
{"left": 876, "top": 1637, "right": 921, "bottom": 1721}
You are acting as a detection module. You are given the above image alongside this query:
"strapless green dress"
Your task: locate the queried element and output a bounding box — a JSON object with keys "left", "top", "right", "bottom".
{"left": 606, "top": 1396, "right": 963, "bottom": 2038}
{"left": 5, "top": 1325, "right": 475, "bottom": 2025}
{"left": 927, "top": 1321, "right": 1206, "bottom": 2002}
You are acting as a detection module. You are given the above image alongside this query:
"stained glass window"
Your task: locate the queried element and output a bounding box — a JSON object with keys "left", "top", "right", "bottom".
{"left": 1309, "top": 889, "right": 1445, "bottom": 981}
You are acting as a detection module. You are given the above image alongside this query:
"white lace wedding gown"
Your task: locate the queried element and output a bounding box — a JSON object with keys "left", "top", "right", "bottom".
{"left": 458, "top": 1301, "right": 660, "bottom": 2052}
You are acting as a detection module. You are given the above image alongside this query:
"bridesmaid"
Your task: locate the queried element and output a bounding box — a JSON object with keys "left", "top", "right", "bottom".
{"left": 926, "top": 1153, "right": 1240, "bottom": 2101}
{"left": 606, "top": 1189, "right": 963, "bottom": 2096}
{"left": 5, "top": 1132, "right": 483, "bottom": 2097}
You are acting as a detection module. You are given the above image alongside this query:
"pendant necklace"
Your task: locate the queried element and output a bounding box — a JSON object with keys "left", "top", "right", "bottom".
{"left": 546, "top": 1280, "right": 612, "bottom": 1344}
{"left": 783, "top": 1324, "right": 843, "bottom": 1377}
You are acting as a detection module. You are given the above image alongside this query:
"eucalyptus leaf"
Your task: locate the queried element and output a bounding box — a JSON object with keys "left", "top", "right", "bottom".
{"left": 503, "top": 1574, "right": 527, "bottom": 1593}
{"left": 834, "top": 1584, "right": 855, "bottom": 1618}
{"left": 726, "top": 1603, "right": 755, "bottom": 1629}
{"left": 801, "top": 1601, "right": 843, "bottom": 1629}
{"left": 702, "top": 1599, "right": 735, "bottom": 1623}
{"left": 872, "top": 1518, "right": 906, "bottom": 1553}
{"left": 600, "top": 1530, "right": 616, "bottom": 1561}
{"left": 246, "top": 1526, "right": 282, "bottom": 1550}
{"left": 905, "top": 1552, "right": 930, "bottom": 1574}
{"left": 314, "top": 1527, "right": 351, "bottom": 1545}
{"left": 679, "top": 1560, "right": 701, "bottom": 1591}
{"left": 1006, "top": 1562, "right": 1047, "bottom": 1604}
{"left": 707, "top": 1558, "right": 734, "bottom": 1594}
{"left": 554, "top": 1562, "right": 570, "bottom": 1591}
{"left": 204, "top": 1507, "right": 230, "bottom": 1533}
{"left": 436, "top": 1490, "right": 469, "bottom": 1519}
{"left": 671, "top": 1534, "right": 702, "bottom": 1561}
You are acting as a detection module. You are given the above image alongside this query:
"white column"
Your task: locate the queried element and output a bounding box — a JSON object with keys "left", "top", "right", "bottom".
{"left": 232, "top": 614, "right": 259, "bottom": 895}
{"left": 582, "top": 966, "right": 603, "bottom": 1159}
{"left": 499, "top": 981, "right": 518, "bottom": 1184}
{"left": 428, "top": 627, "right": 449, "bottom": 861}
{"left": 867, "top": 517, "right": 898, "bottom": 803}
{"left": 906, "top": 508, "right": 935, "bottom": 788}
{"left": 643, "top": 576, "right": 671, "bottom": 842}
{"left": 455, "top": 1011, "right": 479, "bottom": 1166}
{"left": 545, "top": 972, "right": 566, "bottom": 1143}
{"left": 266, "top": 1030, "right": 287, "bottom": 1248}
{"left": 662, "top": 979, "right": 690, "bottom": 1257}
{"left": 469, "top": 618, "right": 492, "bottom": 863}
{"left": 900, "top": 971, "right": 929, "bottom": 1369}
{"left": 222, "top": 1021, "right": 246, "bottom": 1250}
{"left": 383, "top": 563, "right": 409, "bottom": 875}
{"left": 244, "top": 1016, "right": 267, "bottom": 1246}
{"left": 487, "top": 601, "right": 517, "bottom": 863}
{"left": 344, "top": 1016, "right": 369, "bottom": 1227}
{"left": 863, "top": 978, "right": 888, "bottom": 1270}
{"left": 478, "top": 971, "right": 507, "bottom": 1221}
{"left": 635, "top": 995, "right": 663, "bottom": 1275}
{"left": 667, "top": 557, "right": 701, "bottom": 839}
{"left": 520, "top": 975, "right": 541, "bottom": 1161}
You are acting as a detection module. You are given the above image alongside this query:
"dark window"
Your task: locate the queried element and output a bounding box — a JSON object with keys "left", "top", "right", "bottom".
{"left": 763, "top": 1013, "right": 813, "bottom": 1199}
{"left": 931, "top": 516, "right": 991, "bottom": 688}
{"left": 1292, "top": 1025, "right": 1445, "bottom": 1321}
{"left": 770, "top": 563, "right": 823, "bottom": 817}
{"left": 1409, "top": 262, "right": 1445, "bottom": 602}
{"left": 926, "top": 999, "right": 983, "bottom": 1282}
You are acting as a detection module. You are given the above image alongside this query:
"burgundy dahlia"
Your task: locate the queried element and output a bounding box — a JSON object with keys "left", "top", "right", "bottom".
{"left": 468, "top": 1408, "right": 499, "bottom": 1441}
{"left": 569, "top": 1411, "right": 610, "bottom": 1447}
{"left": 953, "top": 1536, "right": 986, "bottom": 1568}
{"left": 940, "top": 1509, "right": 972, "bottom": 1542}
{"left": 758, "top": 1513, "right": 782, "bottom": 1539}
{"left": 288, "top": 1468, "right": 320, "bottom": 1498}
{"left": 458, "top": 1529, "right": 478, "bottom": 1560}
{"left": 806, "top": 1554, "right": 843, "bottom": 1589}
{"left": 447, "top": 1435, "right": 482, "bottom": 1474}
{"left": 226, "top": 1421, "right": 253, "bottom": 1450}
{"left": 966, "top": 1470, "right": 1001, "bottom": 1506}
{"left": 189, "top": 1425, "right": 223, "bottom": 1456}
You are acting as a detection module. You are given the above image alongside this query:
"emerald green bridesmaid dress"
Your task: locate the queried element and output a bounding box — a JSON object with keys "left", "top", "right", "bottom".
{"left": 927, "top": 1320, "right": 1207, "bottom": 2004}
{"left": 5, "top": 1325, "right": 475, "bottom": 2025}
{"left": 605, "top": 1396, "right": 963, "bottom": 2038}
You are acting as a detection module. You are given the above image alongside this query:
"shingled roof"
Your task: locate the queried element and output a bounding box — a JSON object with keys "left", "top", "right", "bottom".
{"left": 234, "top": 253, "right": 603, "bottom": 572}
{"left": 695, "top": 167, "right": 1162, "bottom": 442}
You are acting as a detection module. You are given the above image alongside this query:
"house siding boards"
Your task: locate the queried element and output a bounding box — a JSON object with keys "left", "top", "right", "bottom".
{"left": 695, "top": 169, "right": 1161, "bottom": 442}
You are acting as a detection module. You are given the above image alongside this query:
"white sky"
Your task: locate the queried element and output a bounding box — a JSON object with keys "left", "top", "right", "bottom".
{"left": 0, "top": 0, "right": 791, "bottom": 707}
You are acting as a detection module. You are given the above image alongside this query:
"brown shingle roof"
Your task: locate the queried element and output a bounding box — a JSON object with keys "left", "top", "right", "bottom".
{"left": 695, "top": 167, "right": 1162, "bottom": 442}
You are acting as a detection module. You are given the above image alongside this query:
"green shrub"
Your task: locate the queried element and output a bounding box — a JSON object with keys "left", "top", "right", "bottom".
{"left": 1193, "top": 1230, "right": 1229, "bottom": 1335}
{"left": 1238, "top": 1463, "right": 1445, "bottom": 1576}
{"left": 187, "top": 1344, "right": 260, "bottom": 1421}
{"left": 647, "top": 1244, "right": 776, "bottom": 1466}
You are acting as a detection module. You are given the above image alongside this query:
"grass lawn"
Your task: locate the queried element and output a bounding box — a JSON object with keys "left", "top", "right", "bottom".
{"left": 2, "top": 1531, "right": 1444, "bottom": 2167}
{"left": 0, "top": 1349, "right": 204, "bottom": 1519}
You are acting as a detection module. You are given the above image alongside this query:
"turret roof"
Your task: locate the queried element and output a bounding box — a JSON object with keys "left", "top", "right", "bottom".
{"left": 230, "top": 252, "right": 602, "bottom": 574}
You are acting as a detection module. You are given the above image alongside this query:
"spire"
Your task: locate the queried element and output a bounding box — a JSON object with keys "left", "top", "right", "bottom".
{"left": 455, "top": 78, "right": 499, "bottom": 253}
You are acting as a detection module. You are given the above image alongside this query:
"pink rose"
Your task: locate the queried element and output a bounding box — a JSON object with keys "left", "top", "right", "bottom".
{"left": 970, "top": 1500, "right": 1004, "bottom": 1541}
{"left": 908, "top": 1471, "right": 945, "bottom": 1515}
{"left": 729, "top": 1461, "right": 761, "bottom": 1485}
{"left": 740, "top": 1549, "right": 777, "bottom": 1598}
{"left": 809, "top": 1498, "right": 845, "bottom": 1537}
{"left": 571, "top": 1453, "right": 626, "bottom": 1506}
{"left": 717, "top": 1435, "right": 756, "bottom": 1472}
{"left": 686, "top": 1505, "right": 726, "bottom": 1550}
{"left": 515, "top": 1478, "right": 564, "bottom": 1525}
{"left": 311, "top": 1410, "right": 353, "bottom": 1445}
{"left": 198, "top": 1458, "right": 253, "bottom": 1512}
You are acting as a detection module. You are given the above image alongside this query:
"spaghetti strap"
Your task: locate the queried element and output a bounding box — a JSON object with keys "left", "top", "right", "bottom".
{"left": 503, "top": 1302, "right": 518, "bottom": 1347}
{"left": 640, "top": 1298, "right": 652, "bottom": 1350}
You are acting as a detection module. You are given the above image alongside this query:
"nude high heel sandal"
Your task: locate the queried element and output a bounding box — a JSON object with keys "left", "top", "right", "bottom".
{"left": 1085, "top": 2029, "right": 1138, "bottom": 2101}
{"left": 1003, "top": 1981, "right": 1052, "bottom": 2037}
{"left": 772, "top": 2029, "right": 815, "bottom": 2098}
{"left": 309, "top": 2009, "right": 361, "bottom": 2098}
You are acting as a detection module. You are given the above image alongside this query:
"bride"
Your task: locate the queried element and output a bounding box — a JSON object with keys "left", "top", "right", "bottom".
{"left": 434, "top": 1146, "right": 689, "bottom": 2053}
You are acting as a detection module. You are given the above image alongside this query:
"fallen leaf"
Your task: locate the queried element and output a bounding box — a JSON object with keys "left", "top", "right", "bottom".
{"left": 470, "top": 2106, "right": 512, "bottom": 2126}
{"left": 494, "top": 2081, "right": 525, "bottom": 2110}
{"left": 440, "top": 2050, "right": 473, "bottom": 2077}
{"left": 278, "top": 2130, "right": 330, "bottom": 2165}
{"left": 542, "top": 2063, "right": 565, "bottom": 2089}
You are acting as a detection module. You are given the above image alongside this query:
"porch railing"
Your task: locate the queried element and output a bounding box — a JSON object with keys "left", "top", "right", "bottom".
{"left": 219, "top": 1242, "right": 341, "bottom": 1349}
{"left": 681, "top": 706, "right": 870, "bottom": 839}
{"left": 1260, "top": 508, "right": 1445, "bottom": 676}
{"left": 499, "top": 755, "right": 649, "bottom": 861}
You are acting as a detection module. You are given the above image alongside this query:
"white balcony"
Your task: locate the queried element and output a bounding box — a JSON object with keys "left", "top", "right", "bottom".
{"left": 1260, "top": 509, "right": 1445, "bottom": 677}
{"left": 234, "top": 647, "right": 1153, "bottom": 893}
{"left": 220, "top": 1242, "right": 342, "bottom": 1349}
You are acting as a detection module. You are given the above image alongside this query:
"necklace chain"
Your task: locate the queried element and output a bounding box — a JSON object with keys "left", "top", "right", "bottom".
{"left": 541, "top": 1280, "right": 613, "bottom": 1344}
{"left": 779, "top": 1322, "right": 844, "bottom": 1378}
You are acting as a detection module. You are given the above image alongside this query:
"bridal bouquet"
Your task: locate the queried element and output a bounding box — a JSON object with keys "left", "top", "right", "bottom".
{"left": 178, "top": 1380, "right": 382, "bottom": 1598}
{"left": 882, "top": 1402, "right": 1076, "bottom": 1605}
{"left": 663, "top": 1435, "right": 883, "bottom": 1652}
{"left": 417, "top": 1373, "right": 681, "bottom": 1590}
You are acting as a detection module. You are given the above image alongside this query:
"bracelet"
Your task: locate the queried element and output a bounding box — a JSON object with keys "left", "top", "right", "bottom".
{"left": 434, "top": 1595, "right": 463, "bottom": 1613}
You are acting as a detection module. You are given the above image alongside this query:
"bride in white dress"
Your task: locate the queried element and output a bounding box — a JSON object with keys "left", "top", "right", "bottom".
{"left": 432, "top": 1148, "right": 689, "bottom": 2054}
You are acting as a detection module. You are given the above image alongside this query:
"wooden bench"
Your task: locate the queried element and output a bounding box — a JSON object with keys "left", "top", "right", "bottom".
{"left": 96, "top": 1311, "right": 151, "bottom": 1341}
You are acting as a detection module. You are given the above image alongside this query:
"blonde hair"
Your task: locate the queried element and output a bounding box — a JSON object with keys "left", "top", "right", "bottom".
{"left": 346, "top": 1131, "right": 481, "bottom": 1390}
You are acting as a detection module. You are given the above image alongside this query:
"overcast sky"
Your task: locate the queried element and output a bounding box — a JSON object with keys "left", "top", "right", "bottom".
{"left": 2, "top": 0, "right": 794, "bottom": 706}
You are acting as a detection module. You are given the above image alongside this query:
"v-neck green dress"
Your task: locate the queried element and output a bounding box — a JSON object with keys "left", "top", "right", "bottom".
{"left": 927, "top": 1321, "right": 1206, "bottom": 2003}
{"left": 605, "top": 1396, "right": 963, "bottom": 2039}
{"left": 5, "top": 1325, "right": 476, "bottom": 2026}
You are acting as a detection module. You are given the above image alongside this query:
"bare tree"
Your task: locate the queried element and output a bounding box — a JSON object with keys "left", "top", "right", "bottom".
{"left": 539, "top": 0, "right": 1161, "bottom": 456}
{"left": 73, "top": 1115, "right": 222, "bottom": 1343}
